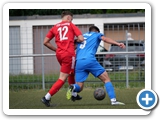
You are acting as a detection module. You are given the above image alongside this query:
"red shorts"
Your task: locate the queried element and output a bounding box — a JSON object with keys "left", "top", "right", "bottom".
{"left": 56, "top": 52, "right": 75, "bottom": 74}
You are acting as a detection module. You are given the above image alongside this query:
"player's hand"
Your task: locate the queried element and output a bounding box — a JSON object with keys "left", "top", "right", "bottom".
{"left": 118, "top": 43, "right": 125, "bottom": 49}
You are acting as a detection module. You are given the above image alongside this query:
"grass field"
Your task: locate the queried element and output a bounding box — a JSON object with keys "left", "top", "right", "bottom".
{"left": 9, "top": 71, "right": 145, "bottom": 90}
{"left": 9, "top": 87, "right": 142, "bottom": 109}
{"left": 9, "top": 71, "right": 145, "bottom": 83}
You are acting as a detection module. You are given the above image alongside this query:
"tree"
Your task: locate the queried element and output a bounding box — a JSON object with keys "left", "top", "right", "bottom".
{"left": 9, "top": 9, "right": 145, "bottom": 16}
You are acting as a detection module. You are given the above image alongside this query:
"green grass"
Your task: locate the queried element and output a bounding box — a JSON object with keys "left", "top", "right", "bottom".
{"left": 9, "top": 70, "right": 145, "bottom": 110}
{"left": 9, "top": 71, "right": 145, "bottom": 82}
{"left": 9, "top": 71, "right": 145, "bottom": 90}
{"left": 9, "top": 88, "right": 142, "bottom": 109}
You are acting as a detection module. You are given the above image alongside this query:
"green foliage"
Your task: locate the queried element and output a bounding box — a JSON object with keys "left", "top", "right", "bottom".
{"left": 9, "top": 71, "right": 145, "bottom": 90}
{"left": 9, "top": 9, "right": 145, "bottom": 16}
{"left": 106, "top": 9, "right": 145, "bottom": 13}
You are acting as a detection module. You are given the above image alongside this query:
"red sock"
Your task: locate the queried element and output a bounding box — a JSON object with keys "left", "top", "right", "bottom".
{"left": 49, "top": 79, "right": 65, "bottom": 96}
{"left": 68, "top": 74, "right": 75, "bottom": 85}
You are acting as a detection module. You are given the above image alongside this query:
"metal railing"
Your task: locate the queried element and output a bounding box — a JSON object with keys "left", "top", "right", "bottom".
{"left": 9, "top": 51, "right": 145, "bottom": 90}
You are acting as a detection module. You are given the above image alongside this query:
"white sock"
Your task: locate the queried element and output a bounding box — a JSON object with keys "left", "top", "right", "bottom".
{"left": 72, "top": 92, "right": 77, "bottom": 97}
{"left": 111, "top": 98, "right": 116, "bottom": 102}
{"left": 45, "top": 93, "right": 51, "bottom": 100}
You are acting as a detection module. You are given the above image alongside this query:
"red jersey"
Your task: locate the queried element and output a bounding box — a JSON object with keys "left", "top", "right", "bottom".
{"left": 46, "top": 21, "right": 82, "bottom": 55}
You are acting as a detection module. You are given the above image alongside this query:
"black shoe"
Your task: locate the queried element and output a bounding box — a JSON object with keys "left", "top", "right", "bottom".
{"left": 71, "top": 94, "right": 82, "bottom": 102}
{"left": 41, "top": 97, "right": 50, "bottom": 107}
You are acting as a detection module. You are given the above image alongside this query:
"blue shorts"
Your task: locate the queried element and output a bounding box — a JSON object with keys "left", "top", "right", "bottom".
{"left": 75, "top": 58, "right": 105, "bottom": 82}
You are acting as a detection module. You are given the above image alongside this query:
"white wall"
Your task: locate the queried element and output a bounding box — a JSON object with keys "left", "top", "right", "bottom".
{"left": 9, "top": 16, "right": 145, "bottom": 74}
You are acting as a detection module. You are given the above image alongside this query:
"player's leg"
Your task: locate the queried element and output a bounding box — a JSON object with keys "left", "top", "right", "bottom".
{"left": 75, "top": 82, "right": 84, "bottom": 92}
{"left": 65, "top": 55, "right": 83, "bottom": 101}
{"left": 90, "top": 60, "right": 125, "bottom": 105}
{"left": 66, "top": 59, "right": 88, "bottom": 101}
{"left": 68, "top": 73, "right": 75, "bottom": 85}
{"left": 67, "top": 56, "right": 76, "bottom": 85}
{"left": 66, "top": 82, "right": 84, "bottom": 101}
{"left": 67, "top": 71, "right": 83, "bottom": 101}
{"left": 98, "top": 71, "right": 125, "bottom": 105}
{"left": 41, "top": 72, "right": 69, "bottom": 107}
{"left": 66, "top": 82, "right": 84, "bottom": 100}
{"left": 98, "top": 72, "right": 116, "bottom": 101}
{"left": 41, "top": 54, "right": 70, "bottom": 106}
{"left": 46, "top": 72, "right": 69, "bottom": 98}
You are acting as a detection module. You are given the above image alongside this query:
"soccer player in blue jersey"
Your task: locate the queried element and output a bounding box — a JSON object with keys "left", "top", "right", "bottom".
{"left": 66, "top": 26, "right": 125, "bottom": 105}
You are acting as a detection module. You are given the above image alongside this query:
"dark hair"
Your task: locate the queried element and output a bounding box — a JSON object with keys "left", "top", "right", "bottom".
{"left": 61, "top": 11, "right": 73, "bottom": 18}
{"left": 89, "top": 26, "right": 100, "bottom": 32}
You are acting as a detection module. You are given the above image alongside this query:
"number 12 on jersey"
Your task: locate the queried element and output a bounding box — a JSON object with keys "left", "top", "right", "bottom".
{"left": 57, "top": 26, "right": 68, "bottom": 41}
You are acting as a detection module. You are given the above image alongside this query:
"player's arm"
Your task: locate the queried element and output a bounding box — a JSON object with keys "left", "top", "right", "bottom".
{"left": 101, "top": 36, "right": 125, "bottom": 49}
{"left": 43, "top": 37, "right": 57, "bottom": 52}
{"left": 77, "top": 35, "right": 84, "bottom": 42}
{"left": 71, "top": 23, "right": 84, "bottom": 42}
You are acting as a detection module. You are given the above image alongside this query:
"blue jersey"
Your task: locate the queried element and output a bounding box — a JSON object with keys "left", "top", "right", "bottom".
{"left": 76, "top": 32, "right": 104, "bottom": 60}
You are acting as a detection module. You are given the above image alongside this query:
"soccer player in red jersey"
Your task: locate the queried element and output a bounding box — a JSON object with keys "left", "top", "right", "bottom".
{"left": 41, "top": 11, "right": 84, "bottom": 107}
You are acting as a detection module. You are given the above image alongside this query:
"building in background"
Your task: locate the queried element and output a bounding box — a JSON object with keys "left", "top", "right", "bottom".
{"left": 9, "top": 13, "right": 145, "bottom": 74}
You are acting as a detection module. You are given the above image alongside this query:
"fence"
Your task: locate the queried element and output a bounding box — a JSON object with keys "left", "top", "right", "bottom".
{"left": 9, "top": 51, "right": 145, "bottom": 90}
{"left": 9, "top": 23, "right": 145, "bottom": 90}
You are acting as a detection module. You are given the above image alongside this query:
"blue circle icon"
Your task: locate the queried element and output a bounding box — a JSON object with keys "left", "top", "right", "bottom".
{"left": 136, "top": 89, "right": 158, "bottom": 110}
